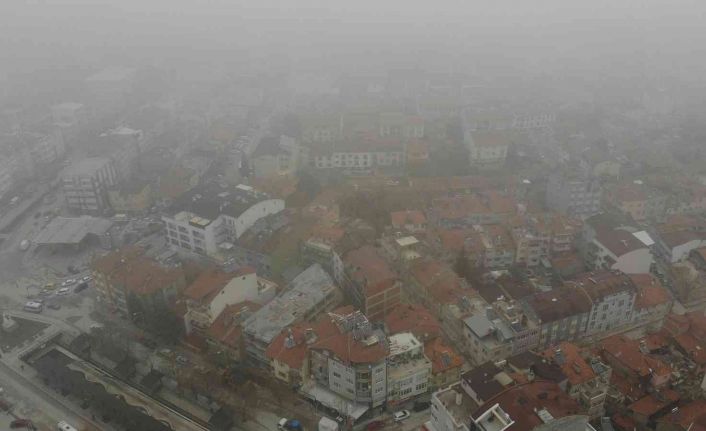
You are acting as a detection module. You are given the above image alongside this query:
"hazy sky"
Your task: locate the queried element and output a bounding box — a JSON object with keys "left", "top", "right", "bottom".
{"left": 1, "top": 0, "right": 705, "bottom": 81}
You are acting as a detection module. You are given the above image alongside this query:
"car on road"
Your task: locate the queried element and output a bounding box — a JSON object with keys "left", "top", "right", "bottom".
{"left": 393, "top": 410, "right": 410, "bottom": 422}
{"left": 81, "top": 275, "right": 92, "bottom": 283}
{"left": 366, "top": 420, "right": 385, "bottom": 431}
{"left": 57, "top": 287, "right": 70, "bottom": 295}
{"left": 278, "top": 418, "right": 303, "bottom": 431}
{"left": 47, "top": 302, "right": 61, "bottom": 310}
{"left": 61, "top": 279, "right": 76, "bottom": 287}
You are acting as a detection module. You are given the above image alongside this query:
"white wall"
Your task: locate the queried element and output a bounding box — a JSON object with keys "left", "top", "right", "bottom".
{"left": 670, "top": 239, "right": 706, "bottom": 263}
{"left": 613, "top": 248, "right": 653, "bottom": 274}
{"left": 234, "top": 199, "right": 285, "bottom": 238}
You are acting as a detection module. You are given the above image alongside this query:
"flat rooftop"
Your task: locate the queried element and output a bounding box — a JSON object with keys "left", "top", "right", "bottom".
{"left": 244, "top": 264, "right": 337, "bottom": 344}
{"left": 435, "top": 383, "right": 478, "bottom": 428}
{"left": 34, "top": 216, "right": 113, "bottom": 245}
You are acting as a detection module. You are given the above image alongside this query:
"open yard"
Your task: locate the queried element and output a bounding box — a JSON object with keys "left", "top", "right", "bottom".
{"left": 1, "top": 317, "right": 49, "bottom": 353}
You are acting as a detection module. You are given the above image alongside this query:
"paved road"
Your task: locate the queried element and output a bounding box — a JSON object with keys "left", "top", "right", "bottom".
{"left": 0, "top": 359, "right": 99, "bottom": 431}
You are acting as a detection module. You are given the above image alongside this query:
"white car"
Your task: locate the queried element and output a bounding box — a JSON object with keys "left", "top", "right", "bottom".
{"left": 278, "top": 418, "right": 289, "bottom": 430}
{"left": 61, "top": 279, "right": 76, "bottom": 287}
{"left": 81, "top": 275, "right": 92, "bottom": 283}
{"left": 393, "top": 410, "right": 410, "bottom": 422}
{"left": 57, "top": 287, "right": 70, "bottom": 295}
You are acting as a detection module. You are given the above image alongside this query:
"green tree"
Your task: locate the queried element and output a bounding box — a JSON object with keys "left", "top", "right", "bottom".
{"left": 454, "top": 249, "right": 470, "bottom": 280}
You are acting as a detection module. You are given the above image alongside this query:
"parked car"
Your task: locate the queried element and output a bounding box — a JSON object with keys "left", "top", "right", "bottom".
{"left": 81, "top": 275, "right": 92, "bottom": 283}
{"left": 57, "top": 287, "right": 70, "bottom": 296}
{"left": 366, "top": 420, "right": 385, "bottom": 431}
{"left": 61, "top": 279, "right": 76, "bottom": 287}
{"left": 393, "top": 410, "right": 410, "bottom": 422}
{"left": 279, "top": 418, "right": 303, "bottom": 431}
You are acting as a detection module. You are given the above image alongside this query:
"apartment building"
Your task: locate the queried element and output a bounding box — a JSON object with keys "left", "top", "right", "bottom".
{"left": 568, "top": 271, "right": 637, "bottom": 336}
{"left": 163, "top": 182, "right": 284, "bottom": 257}
{"left": 522, "top": 287, "right": 592, "bottom": 348}
{"left": 386, "top": 333, "right": 431, "bottom": 407}
{"left": 546, "top": 170, "right": 603, "bottom": 218}
{"left": 62, "top": 157, "right": 119, "bottom": 215}
{"left": 341, "top": 245, "right": 401, "bottom": 321}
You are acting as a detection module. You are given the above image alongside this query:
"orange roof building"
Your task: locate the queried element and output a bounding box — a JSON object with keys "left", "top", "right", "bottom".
{"left": 343, "top": 246, "right": 401, "bottom": 321}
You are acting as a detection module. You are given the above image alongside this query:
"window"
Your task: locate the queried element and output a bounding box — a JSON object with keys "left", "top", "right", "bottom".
{"left": 333, "top": 371, "right": 341, "bottom": 378}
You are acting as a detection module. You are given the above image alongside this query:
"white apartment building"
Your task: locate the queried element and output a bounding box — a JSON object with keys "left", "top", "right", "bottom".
{"left": 570, "top": 272, "right": 637, "bottom": 335}
{"left": 163, "top": 183, "right": 285, "bottom": 257}
{"left": 386, "top": 333, "right": 431, "bottom": 406}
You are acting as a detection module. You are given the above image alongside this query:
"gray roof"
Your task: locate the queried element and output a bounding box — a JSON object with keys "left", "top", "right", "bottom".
{"left": 463, "top": 314, "right": 495, "bottom": 338}
{"left": 170, "top": 181, "right": 274, "bottom": 220}
{"left": 34, "top": 216, "right": 113, "bottom": 245}
{"left": 244, "top": 264, "right": 338, "bottom": 345}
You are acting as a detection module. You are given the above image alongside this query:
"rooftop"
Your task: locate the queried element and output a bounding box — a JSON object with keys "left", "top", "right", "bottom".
{"left": 343, "top": 245, "right": 398, "bottom": 297}
{"left": 35, "top": 216, "right": 113, "bottom": 246}
{"left": 523, "top": 288, "right": 592, "bottom": 324}
{"left": 388, "top": 332, "right": 422, "bottom": 356}
{"left": 390, "top": 210, "right": 427, "bottom": 227}
{"left": 600, "top": 335, "right": 671, "bottom": 379}
{"left": 170, "top": 181, "right": 275, "bottom": 221}
{"left": 243, "top": 264, "right": 338, "bottom": 345}
{"left": 540, "top": 342, "right": 595, "bottom": 386}
{"left": 434, "top": 383, "right": 479, "bottom": 429}
{"left": 384, "top": 304, "right": 441, "bottom": 341}
{"left": 462, "top": 362, "right": 506, "bottom": 402}
{"left": 206, "top": 301, "right": 260, "bottom": 349}
{"left": 567, "top": 271, "right": 636, "bottom": 303}
{"left": 629, "top": 274, "right": 671, "bottom": 309}
{"left": 593, "top": 227, "right": 649, "bottom": 257}
{"left": 425, "top": 338, "right": 464, "bottom": 374}
{"left": 471, "top": 381, "right": 584, "bottom": 431}
{"left": 184, "top": 269, "right": 234, "bottom": 303}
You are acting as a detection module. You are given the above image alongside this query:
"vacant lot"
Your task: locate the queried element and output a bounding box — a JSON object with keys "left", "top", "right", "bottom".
{"left": 1, "top": 317, "right": 49, "bottom": 352}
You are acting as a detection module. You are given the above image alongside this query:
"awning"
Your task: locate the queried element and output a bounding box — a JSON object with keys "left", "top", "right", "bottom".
{"left": 300, "top": 382, "right": 369, "bottom": 420}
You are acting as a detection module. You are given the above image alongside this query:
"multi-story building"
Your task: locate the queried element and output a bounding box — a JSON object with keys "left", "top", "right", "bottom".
{"left": 107, "top": 179, "right": 153, "bottom": 214}
{"left": 251, "top": 135, "right": 308, "bottom": 178}
{"left": 465, "top": 131, "right": 510, "bottom": 169}
{"left": 541, "top": 342, "right": 611, "bottom": 419}
{"left": 604, "top": 182, "right": 668, "bottom": 223}
{"left": 583, "top": 225, "right": 654, "bottom": 274}
{"left": 600, "top": 335, "right": 671, "bottom": 390}
{"left": 341, "top": 245, "right": 401, "bottom": 321}
{"left": 522, "top": 287, "right": 592, "bottom": 348}
{"left": 475, "top": 224, "right": 516, "bottom": 269}
{"left": 91, "top": 246, "right": 186, "bottom": 316}
{"left": 386, "top": 333, "right": 431, "bottom": 407}
{"left": 568, "top": 271, "right": 637, "bottom": 336}
{"left": 205, "top": 301, "right": 260, "bottom": 363}
{"left": 390, "top": 210, "right": 427, "bottom": 234}
{"left": 546, "top": 170, "right": 603, "bottom": 218}
{"left": 163, "top": 182, "right": 285, "bottom": 257}
{"left": 62, "top": 157, "right": 119, "bottom": 215}
{"left": 629, "top": 274, "right": 672, "bottom": 328}
{"left": 243, "top": 264, "right": 342, "bottom": 367}
{"left": 95, "top": 126, "right": 144, "bottom": 180}
{"left": 183, "top": 267, "right": 277, "bottom": 334}
{"left": 310, "top": 138, "right": 406, "bottom": 175}
{"left": 308, "top": 310, "right": 389, "bottom": 409}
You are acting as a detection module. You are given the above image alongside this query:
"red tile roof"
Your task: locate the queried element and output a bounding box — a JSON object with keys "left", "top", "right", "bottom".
{"left": 609, "top": 371, "right": 646, "bottom": 402}
{"left": 343, "top": 246, "right": 398, "bottom": 297}
{"left": 384, "top": 304, "right": 441, "bottom": 341}
{"left": 434, "top": 195, "right": 490, "bottom": 220}
{"left": 265, "top": 325, "right": 309, "bottom": 370}
{"left": 184, "top": 269, "right": 233, "bottom": 302}
{"left": 660, "top": 230, "right": 706, "bottom": 249}
{"left": 567, "top": 271, "right": 636, "bottom": 303}
{"left": 525, "top": 287, "right": 592, "bottom": 323}
{"left": 642, "top": 331, "right": 670, "bottom": 352}
{"left": 425, "top": 338, "right": 463, "bottom": 374}
{"left": 612, "top": 413, "right": 639, "bottom": 431}
{"left": 310, "top": 312, "right": 389, "bottom": 364}
{"left": 207, "top": 301, "right": 261, "bottom": 349}
{"left": 472, "top": 381, "right": 583, "bottom": 431}
{"left": 92, "top": 246, "right": 184, "bottom": 297}
{"left": 594, "top": 227, "right": 646, "bottom": 256}
{"left": 656, "top": 399, "right": 706, "bottom": 431}
{"left": 630, "top": 274, "right": 671, "bottom": 309}
{"left": 628, "top": 389, "right": 680, "bottom": 417}
{"left": 435, "top": 228, "right": 484, "bottom": 255}
{"left": 674, "top": 332, "right": 706, "bottom": 365}
{"left": 541, "top": 342, "right": 595, "bottom": 386}
{"left": 601, "top": 335, "right": 671, "bottom": 379}
{"left": 390, "top": 210, "right": 426, "bottom": 228}
{"left": 410, "top": 259, "right": 469, "bottom": 304}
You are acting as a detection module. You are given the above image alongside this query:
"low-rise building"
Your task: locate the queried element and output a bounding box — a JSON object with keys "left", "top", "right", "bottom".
{"left": 183, "top": 267, "right": 277, "bottom": 334}
{"left": 583, "top": 226, "right": 654, "bottom": 274}
{"left": 604, "top": 182, "right": 667, "bottom": 223}
{"left": 390, "top": 210, "right": 427, "bottom": 234}
{"left": 655, "top": 229, "right": 706, "bottom": 264}
{"left": 629, "top": 274, "right": 672, "bottom": 328}
{"left": 464, "top": 130, "right": 510, "bottom": 169}
{"left": 107, "top": 178, "right": 153, "bottom": 214}
{"left": 600, "top": 335, "right": 671, "bottom": 390}
{"left": 541, "top": 342, "right": 611, "bottom": 419}
{"left": 205, "top": 301, "right": 260, "bottom": 363}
